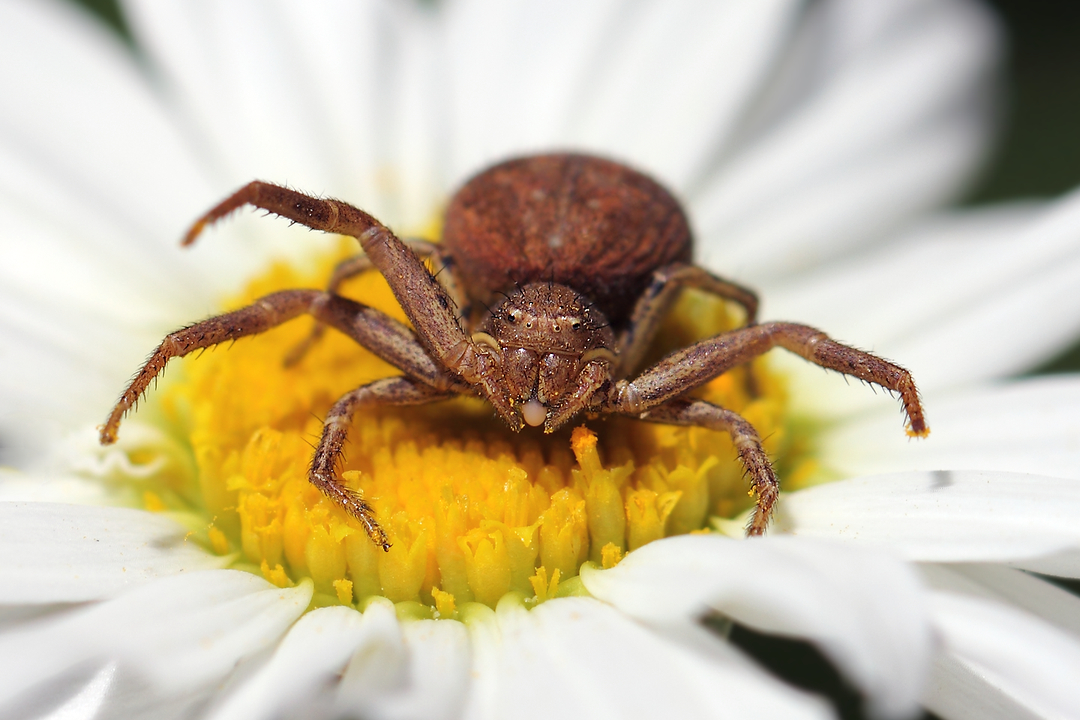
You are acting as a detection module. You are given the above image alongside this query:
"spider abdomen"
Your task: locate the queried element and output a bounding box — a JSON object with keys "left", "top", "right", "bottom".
{"left": 442, "top": 153, "right": 692, "bottom": 324}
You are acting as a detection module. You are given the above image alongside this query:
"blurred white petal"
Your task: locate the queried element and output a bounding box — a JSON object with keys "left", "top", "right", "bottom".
{"left": 767, "top": 193, "right": 1080, "bottom": 422}
{"left": 924, "top": 591, "right": 1080, "bottom": 720}
{"left": 820, "top": 375, "right": 1080, "bottom": 481}
{"left": 343, "top": 612, "right": 471, "bottom": 720}
{"left": 694, "top": 0, "right": 999, "bottom": 281}
{"left": 780, "top": 471, "right": 1080, "bottom": 570}
{"left": 0, "top": 0, "right": 215, "bottom": 246}
{"left": 0, "top": 570, "right": 311, "bottom": 709}
{"left": 444, "top": 0, "right": 802, "bottom": 192}
{"left": 122, "top": 0, "right": 336, "bottom": 191}
{"left": 920, "top": 563, "right": 1080, "bottom": 639}
{"left": 887, "top": 190, "right": 1080, "bottom": 391}
{"left": 36, "top": 662, "right": 115, "bottom": 720}
{"left": 0, "top": 501, "right": 225, "bottom": 603}
{"left": 207, "top": 605, "right": 377, "bottom": 720}
{"left": 582, "top": 534, "right": 928, "bottom": 719}
{"left": 926, "top": 655, "right": 1041, "bottom": 720}
{"left": 461, "top": 595, "right": 830, "bottom": 720}
{"left": 0, "top": 469, "right": 113, "bottom": 506}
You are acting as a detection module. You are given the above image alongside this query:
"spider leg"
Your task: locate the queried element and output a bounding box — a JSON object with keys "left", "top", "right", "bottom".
{"left": 183, "top": 182, "right": 518, "bottom": 424}
{"left": 311, "top": 376, "right": 453, "bottom": 551}
{"left": 100, "top": 289, "right": 465, "bottom": 445}
{"left": 285, "top": 239, "right": 471, "bottom": 366}
{"left": 617, "top": 263, "right": 758, "bottom": 376}
{"left": 630, "top": 398, "right": 777, "bottom": 535}
{"left": 605, "top": 321, "right": 928, "bottom": 436}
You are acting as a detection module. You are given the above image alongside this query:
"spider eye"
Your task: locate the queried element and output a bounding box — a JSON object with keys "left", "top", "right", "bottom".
{"left": 507, "top": 309, "right": 520, "bottom": 323}
{"left": 570, "top": 318, "right": 582, "bottom": 330}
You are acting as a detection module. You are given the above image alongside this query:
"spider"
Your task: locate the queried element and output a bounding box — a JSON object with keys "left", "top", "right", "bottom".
{"left": 100, "top": 153, "right": 927, "bottom": 551}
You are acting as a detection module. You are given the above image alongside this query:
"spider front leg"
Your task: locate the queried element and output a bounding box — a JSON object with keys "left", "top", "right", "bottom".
{"left": 611, "top": 322, "right": 927, "bottom": 436}
{"left": 184, "top": 181, "right": 518, "bottom": 425}
{"left": 99, "top": 289, "right": 463, "bottom": 444}
{"left": 99, "top": 289, "right": 468, "bottom": 548}
{"left": 602, "top": 322, "right": 929, "bottom": 534}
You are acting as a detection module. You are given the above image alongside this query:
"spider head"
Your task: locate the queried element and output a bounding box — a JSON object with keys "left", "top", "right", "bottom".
{"left": 477, "top": 282, "right": 616, "bottom": 428}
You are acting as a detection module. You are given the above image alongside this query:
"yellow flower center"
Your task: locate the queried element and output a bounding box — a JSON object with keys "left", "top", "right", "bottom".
{"left": 133, "top": 245, "right": 815, "bottom": 616}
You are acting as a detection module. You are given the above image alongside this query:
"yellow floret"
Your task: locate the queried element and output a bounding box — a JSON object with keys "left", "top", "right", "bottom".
{"left": 131, "top": 245, "right": 814, "bottom": 613}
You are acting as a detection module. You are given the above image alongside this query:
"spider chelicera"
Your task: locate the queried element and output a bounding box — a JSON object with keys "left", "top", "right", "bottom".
{"left": 100, "top": 153, "right": 927, "bottom": 550}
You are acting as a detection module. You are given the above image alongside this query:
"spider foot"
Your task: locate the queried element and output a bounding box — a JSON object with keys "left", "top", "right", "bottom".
{"left": 310, "top": 470, "right": 391, "bottom": 551}
{"left": 737, "top": 440, "right": 778, "bottom": 536}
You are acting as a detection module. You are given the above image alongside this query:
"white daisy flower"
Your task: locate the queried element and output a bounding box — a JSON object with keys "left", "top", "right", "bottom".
{"left": 1, "top": 1, "right": 1079, "bottom": 719}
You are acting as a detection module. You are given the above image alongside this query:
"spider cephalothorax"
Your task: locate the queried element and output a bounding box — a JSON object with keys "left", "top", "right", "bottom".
{"left": 476, "top": 282, "right": 617, "bottom": 430}
{"left": 101, "top": 153, "right": 927, "bottom": 550}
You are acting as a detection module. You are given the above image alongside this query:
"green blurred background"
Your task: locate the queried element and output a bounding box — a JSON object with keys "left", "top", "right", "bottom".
{"left": 66, "top": 0, "right": 1080, "bottom": 374}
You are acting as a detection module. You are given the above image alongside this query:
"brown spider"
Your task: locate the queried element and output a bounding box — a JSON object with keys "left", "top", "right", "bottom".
{"left": 100, "top": 153, "right": 927, "bottom": 551}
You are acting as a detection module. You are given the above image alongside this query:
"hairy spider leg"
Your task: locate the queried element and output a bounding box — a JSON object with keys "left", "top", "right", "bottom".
{"left": 636, "top": 399, "right": 778, "bottom": 536}
{"left": 183, "top": 182, "right": 520, "bottom": 429}
{"left": 616, "top": 262, "right": 760, "bottom": 377}
{"left": 285, "top": 239, "right": 471, "bottom": 367}
{"left": 99, "top": 290, "right": 464, "bottom": 548}
{"left": 312, "top": 377, "right": 453, "bottom": 550}
{"left": 604, "top": 321, "right": 928, "bottom": 533}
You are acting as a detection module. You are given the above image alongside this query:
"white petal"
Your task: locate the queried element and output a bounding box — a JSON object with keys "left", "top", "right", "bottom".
{"left": 0, "top": 0, "right": 214, "bottom": 246}
{"left": 582, "top": 535, "right": 929, "bottom": 719}
{"left": 0, "top": 570, "right": 312, "bottom": 708}
{"left": 700, "top": 108, "right": 989, "bottom": 283}
{"left": 444, "top": 0, "right": 801, "bottom": 192}
{"left": 207, "top": 605, "right": 374, "bottom": 720}
{"left": 0, "top": 0, "right": 220, "bottom": 461}
{"left": 762, "top": 202, "right": 1038, "bottom": 339}
{"left": 924, "top": 591, "right": 1080, "bottom": 720}
{"left": 376, "top": 1, "right": 449, "bottom": 231}
{"left": 0, "top": 661, "right": 120, "bottom": 720}
{"left": 693, "top": 0, "right": 999, "bottom": 281}
{"left": 122, "top": 0, "right": 442, "bottom": 231}
{"left": 820, "top": 376, "right": 1080, "bottom": 482}
{"left": 0, "top": 291, "right": 153, "bottom": 467}
{"left": 327, "top": 599, "right": 406, "bottom": 708}
{"left": 0, "top": 0, "right": 366, "bottom": 460}
{"left": 1008, "top": 549, "right": 1080, "bottom": 579}
{"left": 121, "top": 573, "right": 312, "bottom": 691}
{"left": 0, "top": 468, "right": 114, "bottom": 506}
{"left": 766, "top": 193, "right": 1080, "bottom": 424}
{"left": 461, "top": 595, "right": 829, "bottom": 720}
{"left": 342, "top": 610, "right": 471, "bottom": 720}
{"left": 0, "top": 501, "right": 224, "bottom": 603}
{"left": 889, "top": 192, "right": 1080, "bottom": 389}
{"left": 780, "top": 471, "right": 1080, "bottom": 571}
{"left": 926, "top": 655, "right": 1042, "bottom": 720}
{"left": 920, "top": 563, "right": 1080, "bottom": 640}
{"left": 122, "top": 0, "right": 333, "bottom": 191}
{"left": 271, "top": 0, "right": 439, "bottom": 223}
{"left": 77, "top": 668, "right": 215, "bottom": 720}
{"left": 35, "top": 662, "right": 115, "bottom": 720}
{"left": 0, "top": 0, "right": 253, "bottom": 342}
